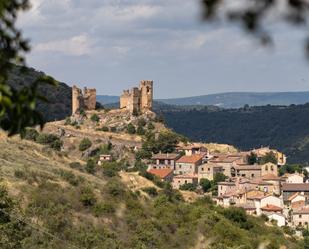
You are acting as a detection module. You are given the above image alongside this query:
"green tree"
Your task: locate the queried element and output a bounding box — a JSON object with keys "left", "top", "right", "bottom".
{"left": 200, "top": 178, "right": 212, "bottom": 192}
{"left": 79, "top": 138, "right": 92, "bottom": 151}
{"left": 213, "top": 173, "right": 227, "bottom": 184}
{"left": 90, "top": 114, "right": 100, "bottom": 123}
{"left": 86, "top": 159, "right": 96, "bottom": 174}
{"left": 0, "top": 0, "right": 56, "bottom": 136}
{"left": 127, "top": 123, "right": 136, "bottom": 134}
{"left": 259, "top": 152, "right": 278, "bottom": 165}
{"left": 247, "top": 152, "right": 258, "bottom": 165}
{"left": 136, "top": 125, "right": 146, "bottom": 136}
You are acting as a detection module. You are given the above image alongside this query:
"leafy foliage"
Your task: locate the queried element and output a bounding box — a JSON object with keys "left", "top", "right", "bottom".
{"left": 127, "top": 123, "right": 136, "bottom": 134}
{"left": 162, "top": 104, "right": 309, "bottom": 164}
{"left": 79, "top": 138, "right": 92, "bottom": 151}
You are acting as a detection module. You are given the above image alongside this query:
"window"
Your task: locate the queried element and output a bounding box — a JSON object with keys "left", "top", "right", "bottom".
{"left": 201, "top": 168, "right": 204, "bottom": 171}
{"left": 299, "top": 222, "right": 302, "bottom": 226}
{"left": 299, "top": 215, "right": 302, "bottom": 218}
{"left": 251, "top": 174, "right": 254, "bottom": 178}
{"left": 265, "top": 166, "right": 268, "bottom": 171}
{"left": 185, "top": 180, "right": 187, "bottom": 184}
{"left": 208, "top": 168, "right": 210, "bottom": 171}
{"left": 271, "top": 166, "right": 274, "bottom": 171}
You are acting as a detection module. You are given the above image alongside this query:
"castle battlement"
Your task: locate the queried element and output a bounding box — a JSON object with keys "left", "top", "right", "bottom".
{"left": 120, "top": 81, "right": 153, "bottom": 113}
{"left": 72, "top": 85, "right": 96, "bottom": 115}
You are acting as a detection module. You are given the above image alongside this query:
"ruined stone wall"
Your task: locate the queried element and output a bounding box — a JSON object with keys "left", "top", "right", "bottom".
{"left": 119, "top": 81, "right": 153, "bottom": 113}
{"left": 72, "top": 85, "right": 96, "bottom": 115}
{"left": 140, "top": 80, "right": 153, "bottom": 111}
{"left": 83, "top": 87, "right": 97, "bottom": 110}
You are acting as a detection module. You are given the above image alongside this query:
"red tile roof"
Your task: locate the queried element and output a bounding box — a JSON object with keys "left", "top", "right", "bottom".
{"left": 148, "top": 169, "right": 173, "bottom": 179}
{"left": 262, "top": 174, "right": 281, "bottom": 181}
{"left": 261, "top": 204, "right": 283, "bottom": 212}
{"left": 176, "top": 154, "right": 203, "bottom": 164}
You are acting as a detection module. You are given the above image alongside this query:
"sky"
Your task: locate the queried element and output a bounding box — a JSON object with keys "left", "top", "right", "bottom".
{"left": 18, "top": 0, "right": 309, "bottom": 98}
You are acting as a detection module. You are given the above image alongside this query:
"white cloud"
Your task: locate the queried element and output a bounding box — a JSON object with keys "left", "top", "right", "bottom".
{"left": 34, "top": 34, "right": 94, "bottom": 56}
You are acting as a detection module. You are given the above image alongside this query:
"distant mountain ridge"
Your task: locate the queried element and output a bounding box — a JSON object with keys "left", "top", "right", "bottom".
{"left": 158, "top": 92, "right": 309, "bottom": 108}
{"left": 98, "top": 92, "right": 309, "bottom": 109}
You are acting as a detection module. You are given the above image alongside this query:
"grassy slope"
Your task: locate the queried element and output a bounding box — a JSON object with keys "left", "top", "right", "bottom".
{"left": 0, "top": 133, "right": 303, "bottom": 249}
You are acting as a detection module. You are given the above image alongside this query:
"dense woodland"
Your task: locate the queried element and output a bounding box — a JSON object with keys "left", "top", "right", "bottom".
{"left": 162, "top": 104, "right": 309, "bottom": 164}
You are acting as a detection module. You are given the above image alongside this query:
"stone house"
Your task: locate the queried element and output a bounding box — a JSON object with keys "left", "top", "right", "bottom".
{"left": 174, "top": 155, "right": 203, "bottom": 175}
{"left": 197, "top": 163, "right": 223, "bottom": 181}
{"left": 209, "top": 156, "right": 241, "bottom": 178}
{"left": 148, "top": 168, "right": 174, "bottom": 182}
{"left": 249, "top": 179, "right": 276, "bottom": 194}
{"left": 292, "top": 207, "right": 309, "bottom": 227}
{"left": 172, "top": 174, "right": 198, "bottom": 189}
{"left": 261, "top": 163, "right": 278, "bottom": 176}
{"left": 282, "top": 173, "right": 304, "bottom": 184}
{"left": 260, "top": 174, "right": 281, "bottom": 195}
{"left": 218, "top": 181, "right": 236, "bottom": 196}
{"left": 177, "top": 144, "right": 208, "bottom": 157}
{"left": 282, "top": 183, "right": 309, "bottom": 201}
{"left": 232, "top": 165, "right": 262, "bottom": 179}
{"left": 150, "top": 153, "right": 181, "bottom": 170}
{"left": 247, "top": 194, "right": 283, "bottom": 216}
{"left": 98, "top": 154, "right": 112, "bottom": 165}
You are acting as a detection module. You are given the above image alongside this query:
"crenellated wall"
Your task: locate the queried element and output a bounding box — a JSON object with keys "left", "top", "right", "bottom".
{"left": 72, "top": 85, "right": 96, "bottom": 115}
{"left": 120, "top": 81, "right": 153, "bottom": 113}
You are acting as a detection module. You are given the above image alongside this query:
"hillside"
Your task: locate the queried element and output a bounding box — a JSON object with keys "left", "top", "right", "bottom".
{"left": 6, "top": 65, "right": 72, "bottom": 121}
{"left": 162, "top": 104, "right": 309, "bottom": 164}
{"left": 0, "top": 132, "right": 304, "bottom": 249}
{"left": 158, "top": 92, "right": 309, "bottom": 108}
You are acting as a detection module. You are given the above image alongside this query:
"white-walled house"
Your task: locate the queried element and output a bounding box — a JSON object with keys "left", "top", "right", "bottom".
{"left": 247, "top": 195, "right": 283, "bottom": 216}
{"left": 283, "top": 173, "right": 304, "bottom": 184}
{"left": 267, "top": 213, "right": 286, "bottom": 227}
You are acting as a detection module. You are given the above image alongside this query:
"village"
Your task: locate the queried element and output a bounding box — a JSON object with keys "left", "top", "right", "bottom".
{"left": 71, "top": 81, "right": 309, "bottom": 232}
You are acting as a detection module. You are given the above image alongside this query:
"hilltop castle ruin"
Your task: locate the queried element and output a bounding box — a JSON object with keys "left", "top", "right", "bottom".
{"left": 72, "top": 85, "right": 96, "bottom": 114}
{"left": 120, "top": 80, "right": 153, "bottom": 113}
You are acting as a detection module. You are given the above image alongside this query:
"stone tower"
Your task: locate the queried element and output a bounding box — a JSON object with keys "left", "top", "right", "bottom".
{"left": 120, "top": 80, "right": 153, "bottom": 113}
{"left": 72, "top": 85, "right": 83, "bottom": 115}
{"left": 72, "top": 85, "right": 96, "bottom": 115}
{"left": 139, "top": 80, "right": 153, "bottom": 111}
{"left": 83, "top": 87, "right": 97, "bottom": 110}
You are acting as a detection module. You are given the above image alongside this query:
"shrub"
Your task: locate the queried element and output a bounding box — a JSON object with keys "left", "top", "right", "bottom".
{"left": 91, "top": 114, "right": 100, "bottom": 123}
{"left": 136, "top": 126, "right": 145, "bottom": 136}
{"left": 69, "top": 162, "right": 83, "bottom": 171}
{"left": 127, "top": 123, "right": 136, "bottom": 134}
{"left": 141, "top": 187, "right": 158, "bottom": 197}
{"left": 35, "top": 133, "right": 62, "bottom": 151}
{"left": 147, "top": 122, "right": 155, "bottom": 130}
{"left": 179, "top": 183, "right": 197, "bottom": 191}
{"left": 80, "top": 185, "right": 96, "bottom": 207}
{"left": 138, "top": 118, "right": 147, "bottom": 127}
{"left": 14, "top": 169, "right": 26, "bottom": 179}
{"left": 106, "top": 181, "right": 125, "bottom": 197}
{"left": 92, "top": 202, "right": 115, "bottom": 217}
{"left": 86, "top": 159, "right": 96, "bottom": 174}
{"left": 59, "top": 170, "right": 80, "bottom": 186}
{"left": 110, "top": 127, "right": 117, "bottom": 132}
{"left": 64, "top": 117, "right": 71, "bottom": 125}
{"left": 102, "top": 162, "right": 122, "bottom": 177}
{"left": 101, "top": 126, "right": 109, "bottom": 132}
{"left": 23, "top": 128, "right": 39, "bottom": 141}
{"left": 79, "top": 138, "right": 92, "bottom": 151}
{"left": 50, "top": 139, "right": 63, "bottom": 151}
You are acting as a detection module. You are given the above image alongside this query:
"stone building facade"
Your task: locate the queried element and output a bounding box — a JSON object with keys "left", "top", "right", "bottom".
{"left": 72, "top": 85, "right": 96, "bottom": 114}
{"left": 120, "top": 80, "right": 153, "bottom": 113}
